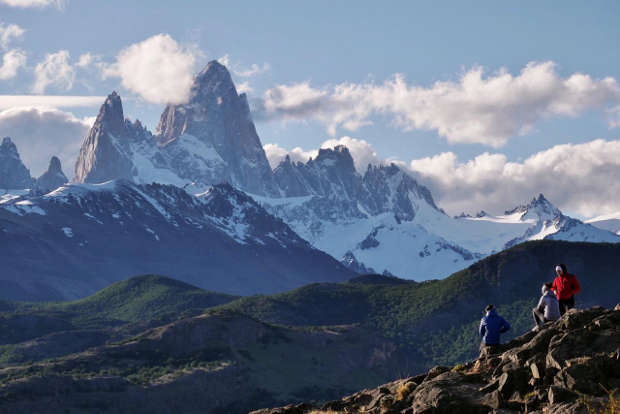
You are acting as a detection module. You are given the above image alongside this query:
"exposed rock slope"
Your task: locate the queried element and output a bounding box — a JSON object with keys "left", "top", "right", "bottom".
{"left": 252, "top": 305, "right": 620, "bottom": 414}
{"left": 0, "top": 137, "right": 34, "bottom": 189}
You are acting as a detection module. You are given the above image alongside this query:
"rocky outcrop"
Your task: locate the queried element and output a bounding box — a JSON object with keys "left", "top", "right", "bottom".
{"left": 35, "top": 156, "right": 68, "bottom": 193}
{"left": 0, "top": 136, "right": 34, "bottom": 189}
{"left": 251, "top": 305, "right": 620, "bottom": 414}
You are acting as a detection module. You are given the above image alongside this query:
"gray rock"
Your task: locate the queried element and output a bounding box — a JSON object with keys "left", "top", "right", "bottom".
{"left": 156, "top": 60, "right": 279, "bottom": 196}
{"left": 548, "top": 385, "right": 578, "bottom": 405}
{"left": 74, "top": 92, "right": 141, "bottom": 183}
{"left": 0, "top": 136, "right": 34, "bottom": 189}
{"left": 35, "top": 156, "right": 68, "bottom": 193}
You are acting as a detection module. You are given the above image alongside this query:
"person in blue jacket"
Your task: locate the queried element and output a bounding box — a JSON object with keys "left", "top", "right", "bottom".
{"left": 479, "top": 304, "right": 511, "bottom": 355}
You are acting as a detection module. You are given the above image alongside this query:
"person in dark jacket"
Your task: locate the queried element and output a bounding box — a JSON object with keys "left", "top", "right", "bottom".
{"left": 479, "top": 304, "right": 511, "bottom": 355}
{"left": 551, "top": 264, "right": 581, "bottom": 316}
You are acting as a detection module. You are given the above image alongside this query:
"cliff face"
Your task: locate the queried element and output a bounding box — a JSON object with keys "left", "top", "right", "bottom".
{"left": 155, "top": 60, "right": 279, "bottom": 195}
{"left": 252, "top": 305, "right": 620, "bottom": 414}
{"left": 0, "top": 136, "right": 34, "bottom": 189}
{"left": 73, "top": 92, "right": 143, "bottom": 183}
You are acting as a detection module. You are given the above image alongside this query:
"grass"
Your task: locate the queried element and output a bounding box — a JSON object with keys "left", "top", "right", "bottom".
{"left": 396, "top": 381, "right": 416, "bottom": 401}
{"left": 581, "top": 385, "right": 620, "bottom": 414}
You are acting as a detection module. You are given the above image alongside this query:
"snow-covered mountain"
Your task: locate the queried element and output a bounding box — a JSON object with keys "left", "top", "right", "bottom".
{"left": 586, "top": 211, "right": 620, "bottom": 235}
{"left": 75, "top": 61, "right": 278, "bottom": 196}
{"left": 255, "top": 149, "right": 620, "bottom": 279}
{"left": 255, "top": 147, "right": 480, "bottom": 279}
{"left": 0, "top": 179, "right": 353, "bottom": 301}
{"left": 2, "top": 60, "right": 618, "bottom": 289}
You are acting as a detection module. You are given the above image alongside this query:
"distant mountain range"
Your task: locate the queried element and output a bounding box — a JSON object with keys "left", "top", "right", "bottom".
{"left": 586, "top": 211, "right": 620, "bottom": 235}
{"left": 0, "top": 178, "right": 353, "bottom": 300}
{"left": 1, "top": 60, "right": 618, "bottom": 300}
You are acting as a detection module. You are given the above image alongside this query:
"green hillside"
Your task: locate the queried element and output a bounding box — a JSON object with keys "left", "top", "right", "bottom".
{"left": 221, "top": 240, "right": 620, "bottom": 366}
{"left": 0, "top": 275, "right": 239, "bottom": 362}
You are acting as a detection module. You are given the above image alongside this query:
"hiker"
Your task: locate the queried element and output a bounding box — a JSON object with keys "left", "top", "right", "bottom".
{"left": 479, "top": 304, "right": 511, "bottom": 355}
{"left": 551, "top": 264, "right": 581, "bottom": 316}
{"left": 532, "top": 282, "right": 561, "bottom": 331}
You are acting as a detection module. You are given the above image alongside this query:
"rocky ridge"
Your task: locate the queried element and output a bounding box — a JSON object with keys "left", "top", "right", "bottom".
{"left": 74, "top": 61, "right": 278, "bottom": 196}
{"left": 0, "top": 179, "right": 353, "bottom": 300}
{"left": 252, "top": 305, "right": 620, "bottom": 414}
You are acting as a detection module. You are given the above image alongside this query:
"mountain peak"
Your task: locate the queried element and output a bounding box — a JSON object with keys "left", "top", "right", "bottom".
{"left": 48, "top": 156, "right": 62, "bottom": 173}
{"left": 93, "top": 91, "right": 125, "bottom": 137}
{"left": 154, "top": 62, "right": 278, "bottom": 196}
{"left": 0, "top": 136, "right": 19, "bottom": 159}
{"left": 74, "top": 92, "right": 137, "bottom": 184}
{"left": 191, "top": 60, "right": 237, "bottom": 101}
{"left": 312, "top": 145, "right": 356, "bottom": 173}
{"left": 505, "top": 193, "right": 562, "bottom": 221}
{"left": 35, "top": 156, "right": 68, "bottom": 193}
{"left": 0, "top": 137, "right": 34, "bottom": 189}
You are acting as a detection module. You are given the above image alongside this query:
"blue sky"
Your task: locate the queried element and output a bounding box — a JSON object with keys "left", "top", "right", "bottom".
{"left": 1, "top": 0, "right": 620, "bottom": 217}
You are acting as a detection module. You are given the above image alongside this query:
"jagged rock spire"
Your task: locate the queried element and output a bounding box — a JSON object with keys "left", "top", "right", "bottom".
{"left": 0, "top": 137, "right": 34, "bottom": 189}
{"left": 35, "top": 156, "right": 68, "bottom": 193}
{"left": 74, "top": 92, "right": 137, "bottom": 183}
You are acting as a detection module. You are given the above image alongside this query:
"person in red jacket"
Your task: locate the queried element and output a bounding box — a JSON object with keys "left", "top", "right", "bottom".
{"left": 551, "top": 263, "right": 581, "bottom": 316}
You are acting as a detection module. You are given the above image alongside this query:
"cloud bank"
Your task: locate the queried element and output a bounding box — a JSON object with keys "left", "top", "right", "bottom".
{"left": 267, "top": 137, "right": 620, "bottom": 218}
{"left": 0, "top": 106, "right": 91, "bottom": 177}
{"left": 103, "top": 34, "right": 196, "bottom": 105}
{"left": 0, "top": 0, "right": 64, "bottom": 9}
{"left": 409, "top": 139, "right": 620, "bottom": 218}
{"left": 255, "top": 62, "right": 620, "bottom": 148}
{"left": 0, "top": 95, "right": 103, "bottom": 110}
{"left": 264, "top": 136, "right": 383, "bottom": 172}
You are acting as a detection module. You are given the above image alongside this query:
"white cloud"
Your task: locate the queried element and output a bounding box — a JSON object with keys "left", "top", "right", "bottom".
{"left": 32, "top": 50, "right": 75, "bottom": 93}
{"left": 263, "top": 143, "right": 317, "bottom": 169}
{"left": 320, "top": 136, "right": 382, "bottom": 172}
{"left": 267, "top": 135, "right": 620, "bottom": 218}
{"left": 236, "top": 81, "right": 253, "bottom": 94}
{"left": 76, "top": 52, "right": 103, "bottom": 69}
{"left": 217, "top": 54, "right": 230, "bottom": 68}
{"left": 0, "top": 95, "right": 103, "bottom": 110}
{"left": 234, "top": 62, "right": 270, "bottom": 78}
{"left": 408, "top": 139, "right": 620, "bottom": 218}
{"left": 103, "top": 34, "right": 196, "bottom": 105}
{"left": 0, "top": 22, "right": 24, "bottom": 50}
{"left": 255, "top": 62, "right": 620, "bottom": 147}
{"left": 0, "top": 49, "right": 26, "bottom": 79}
{"left": 0, "top": 0, "right": 64, "bottom": 9}
{"left": 264, "top": 136, "right": 383, "bottom": 172}
{"left": 0, "top": 106, "right": 91, "bottom": 177}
